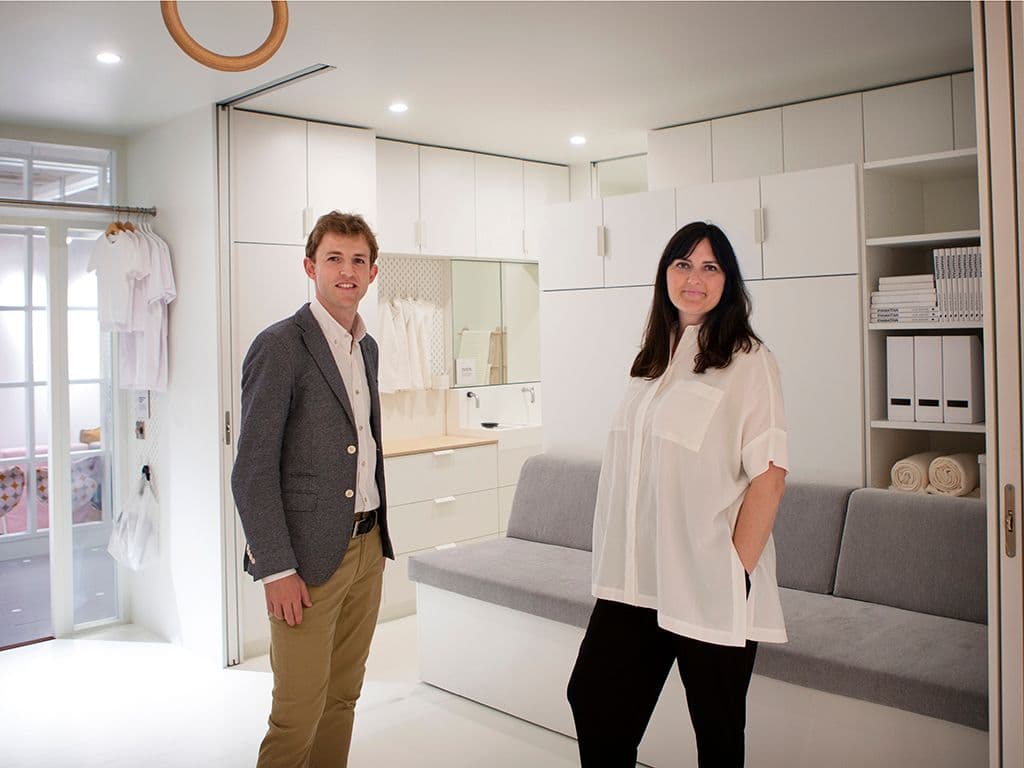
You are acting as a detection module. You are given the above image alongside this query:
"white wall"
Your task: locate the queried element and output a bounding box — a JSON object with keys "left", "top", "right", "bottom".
{"left": 124, "top": 106, "right": 224, "bottom": 666}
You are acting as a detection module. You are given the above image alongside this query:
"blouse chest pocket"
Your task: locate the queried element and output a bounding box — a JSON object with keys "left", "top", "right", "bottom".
{"left": 652, "top": 379, "right": 725, "bottom": 453}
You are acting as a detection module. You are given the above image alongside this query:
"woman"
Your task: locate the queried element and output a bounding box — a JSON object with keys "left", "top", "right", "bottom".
{"left": 567, "top": 221, "right": 788, "bottom": 768}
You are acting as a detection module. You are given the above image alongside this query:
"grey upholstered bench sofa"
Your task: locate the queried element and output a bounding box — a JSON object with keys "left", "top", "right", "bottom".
{"left": 408, "top": 454, "right": 988, "bottom": 768}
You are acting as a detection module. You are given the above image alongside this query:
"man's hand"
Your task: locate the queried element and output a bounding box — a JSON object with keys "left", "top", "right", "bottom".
{"left": 265, "top": 573, "right": 313, "bottom": 626}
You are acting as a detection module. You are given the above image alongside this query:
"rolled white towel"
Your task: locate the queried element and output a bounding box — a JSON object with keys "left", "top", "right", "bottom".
{"left": 927, "top": 453, "right": 980, "bottom": 497}
{"left": 890, "top": 451, "right": 943, "bottom": 493}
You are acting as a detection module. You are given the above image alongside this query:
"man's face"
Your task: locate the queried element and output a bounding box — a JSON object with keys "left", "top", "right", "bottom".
{"left": 304, "top": 232, "right": 378, "bottom": 320}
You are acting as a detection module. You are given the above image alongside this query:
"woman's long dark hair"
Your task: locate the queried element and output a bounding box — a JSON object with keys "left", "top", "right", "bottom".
{"left": 631, "top": 221, "right": 760, "bottom": 378}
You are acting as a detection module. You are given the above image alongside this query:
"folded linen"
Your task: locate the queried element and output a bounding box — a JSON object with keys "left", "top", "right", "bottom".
{"left": 927, "top": 453, "right": 980, "bottom": 497}
{"left": 890, "top": 451, "right": 943, "bottom": 492}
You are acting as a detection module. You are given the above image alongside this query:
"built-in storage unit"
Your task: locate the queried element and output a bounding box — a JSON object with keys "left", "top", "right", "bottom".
{"left": 861, "top": 147, "right": 984, "bottom": 488}
{"left": 380, "top": 437, "right": 500, "bottom": 620}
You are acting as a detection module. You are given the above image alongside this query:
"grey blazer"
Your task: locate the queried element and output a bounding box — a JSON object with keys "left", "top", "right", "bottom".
{"left": 231, "top": 304, "right": 393, "bottom": 586}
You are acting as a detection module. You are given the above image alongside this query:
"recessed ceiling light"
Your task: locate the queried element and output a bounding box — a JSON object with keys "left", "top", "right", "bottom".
{"left": 570, "top": 135, "right": 587, "bottom": 146}
{"left": 389, "top": 102, "right": 409, "bottom": 113}
{"left": 96, "top": 52, "right": 121, "bottom": 64}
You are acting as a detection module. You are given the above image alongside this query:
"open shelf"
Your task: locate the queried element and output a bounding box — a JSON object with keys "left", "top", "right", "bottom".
{"left": 863, "top": 148, "right": 979, "bottom": 181}
{"left": 868, "top": 321, "right": 983, "bottom": 331}
{"left": 866, "top": 230, "right": 981, "bottom": 248}
{"left": 871, "top": 420, "right": 985, "bottom": 434}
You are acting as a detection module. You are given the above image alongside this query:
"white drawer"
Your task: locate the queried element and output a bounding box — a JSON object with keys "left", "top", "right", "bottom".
{"left": 498, "top": 445, "right": 542, "bottom": 487}
{"left": 385, "top": 444, "right": 498, "bottom": 507}
{"left": 499, "top": 484, "right": 516, "bottom": 532}
{"left": 389, "top": 488, "right": 499, "bottom": 554}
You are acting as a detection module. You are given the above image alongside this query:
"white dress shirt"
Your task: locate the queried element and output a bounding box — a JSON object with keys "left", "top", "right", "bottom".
{"left": 592, "top": 324, "right": 790, "bottom": 647}
{"left": 263, "top": 298, "right": 380, "bottom": 584}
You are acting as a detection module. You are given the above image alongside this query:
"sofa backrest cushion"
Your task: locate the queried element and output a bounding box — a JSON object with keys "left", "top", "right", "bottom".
{"left": 506, "top": 453, "right": 602, "bottom": 551}
{"left": 772, "top": 483, "right": 854, "bottom": 594}
{"left": 834, "top": 488, "right": 987, "bottom": 623}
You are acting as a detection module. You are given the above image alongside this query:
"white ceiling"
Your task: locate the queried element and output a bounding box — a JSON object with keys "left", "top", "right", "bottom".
{"left": 1, "top": 1, "right": 973, "bottom": 164}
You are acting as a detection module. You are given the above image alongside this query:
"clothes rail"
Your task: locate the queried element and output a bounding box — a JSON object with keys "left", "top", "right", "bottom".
{"left": 0, "top": 198, "right": 157, "bottom": 217}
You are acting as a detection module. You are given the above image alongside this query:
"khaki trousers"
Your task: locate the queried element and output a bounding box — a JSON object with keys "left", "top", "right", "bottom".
{"left": 257, "top": 527, "right": 384, "bottom": 768}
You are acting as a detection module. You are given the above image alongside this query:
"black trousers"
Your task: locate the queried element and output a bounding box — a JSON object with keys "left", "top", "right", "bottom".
{"left": 567, "top": 597, "right": 758, "bottom": 768}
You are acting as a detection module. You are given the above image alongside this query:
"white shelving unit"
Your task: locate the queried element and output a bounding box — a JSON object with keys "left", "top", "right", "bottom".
{"left": 861, "top": 148, "right": 986, "bottom": 488}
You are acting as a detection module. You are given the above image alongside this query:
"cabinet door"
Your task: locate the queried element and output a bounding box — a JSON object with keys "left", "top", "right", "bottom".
{"left": 646, "top": 122, "right": 713, "bottom": 191}
{"left": 535, "top": 199, "right": 604, "bottom": 291}
{"left": 782, "top": 93, "right": 864, "bottom": 172}
{"left": 540, "top": 286, "right": 652, "bottom": 452}
{"left": 375, "top": 140, "right": 420, "bottom": 254}
{"left": 711, "top": 108, "right": 784, "bottom": 182}
{"left": 230, "top": 111, "right": 307, "bottom": 245}
{"left": 760, "top": 164, "right": 859, "bottom": 279}
{"left": 863, "top": 76, "right": 954, "bottom": 161}
{"left": 602, "top": 189, "right": 676, "bottom": 288}
{"left": 747, "top": 275, "right": 863, "bottom": 486}
{"left": 475, "top": 154, "right": 524, "bottom": 260}
{"left": 524, "top": 162, "right": 570, "bottom": 262}
{"left": 420, "top": 146, "right": 476, "bottom": 257}
{"left": 675, "top": 178, "right": 762, "bottom": 280}
{"left": 308, "top": 123, "right": 377, "bottom": 231}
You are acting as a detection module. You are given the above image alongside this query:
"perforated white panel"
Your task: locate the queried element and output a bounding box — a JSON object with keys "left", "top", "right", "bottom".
{"left": 376, "top": 255, "right": 449, "bottom": 377}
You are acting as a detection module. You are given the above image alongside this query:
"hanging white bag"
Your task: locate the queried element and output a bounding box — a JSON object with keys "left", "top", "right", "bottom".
{"left": 108, "top": 471, "right": 159, "bottom": 570}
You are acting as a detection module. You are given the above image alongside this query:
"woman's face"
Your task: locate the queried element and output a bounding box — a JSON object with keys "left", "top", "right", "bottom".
{"left": 665, "top": 238, "right": 726, "bottom": 328}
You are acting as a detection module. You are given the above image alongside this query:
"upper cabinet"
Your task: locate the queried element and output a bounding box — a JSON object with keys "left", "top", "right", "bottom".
{"left": 863, "top": 76, "right": 956, "bottom": 162}
{"left": 675, "top": 178, "right": 762, "bottom": 280}
{"left": 602, "top": 189, "right": 676, "bottom": 288}
{"left": 646, "top": 122, "right": 713, "bottom": 191}
{"left": 476, "top": 154, "right": 524, "bottom": 261}
{"left": 523, "top": 161, "right": 570, "bottom": 261}
{"left": 536, "top": 199, "right": 604, "bottom": 291}
{"left": 711, "top": 108, "right": 784, "bottom": 182}
{"left": 782, "top": 94, "right": 864, "bottom": 172}
{"left": 230, "top": 110, "right": 376, "bottom": 246}
{"left": 420, "top": 146, "right": 476, "bottom": 258}
{"left": 376, "top": 139, "right": 420, "bottom": 254}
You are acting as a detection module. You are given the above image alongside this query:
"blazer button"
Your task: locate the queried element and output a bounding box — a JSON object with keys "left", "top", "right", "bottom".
{"left": 345, "top": 489, "right": 354, "bottom": 498}
{"left": 347, "top": 445, "right": 357, "bottom": 454}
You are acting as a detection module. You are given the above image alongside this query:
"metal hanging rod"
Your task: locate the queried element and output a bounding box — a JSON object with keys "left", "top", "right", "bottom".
{"left": 0, "top": 198, "right": 157, "bottom": 217}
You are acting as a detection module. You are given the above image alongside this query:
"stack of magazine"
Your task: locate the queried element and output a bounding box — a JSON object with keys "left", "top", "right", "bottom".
{"left": 870, "top": 274, "right": 936, "bottom": 323}
{"left": 932, "top": 245, "right": 983, "bottom": 321}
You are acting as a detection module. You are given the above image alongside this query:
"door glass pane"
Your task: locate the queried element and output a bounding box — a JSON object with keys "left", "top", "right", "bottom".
{"left": 32, "top": 385, "right": 48, "bottom": 457}
{"left": 0, "top": 460, "right": 29, "bottom": 535}
{"left": 67, "top": 311, "right": 100, "bottom": 381}
{"left": 0, "top": 310, "right": 26, "bottom": 383}
{"left": 0, "top": 233, "right": 26, "bottom": 306}
{"left": 31, "top": 234, "right": 48, "bottom": 307}
{"left": 0, "top": 387, "right": 26, "bottom": 460}
{"left": 67, "top": 234, "right": 98, "bottom": 307}
{"left": 32, "top": 309, "right": 48, "bottom": 383}
{"left": 0, "top": 156, "right": 26, "bottom": 199}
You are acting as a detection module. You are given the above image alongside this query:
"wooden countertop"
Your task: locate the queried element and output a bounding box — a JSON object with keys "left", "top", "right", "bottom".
{"left": 382, "top": 434, "right": 498, "bottom": 459}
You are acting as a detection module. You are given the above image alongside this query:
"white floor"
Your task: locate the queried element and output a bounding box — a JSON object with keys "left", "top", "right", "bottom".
{"left": 0, "top": 616, "right": 585, "bottom": 768}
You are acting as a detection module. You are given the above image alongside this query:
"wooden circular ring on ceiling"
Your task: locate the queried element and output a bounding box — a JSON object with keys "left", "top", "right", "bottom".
{"left": 160, "top": 0, "right": 288, "bottom": 72}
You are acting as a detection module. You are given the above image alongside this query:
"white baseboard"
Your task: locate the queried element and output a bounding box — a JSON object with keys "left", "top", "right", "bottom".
{"left": 415, "top": 585, "right": 988, "bottom": 768}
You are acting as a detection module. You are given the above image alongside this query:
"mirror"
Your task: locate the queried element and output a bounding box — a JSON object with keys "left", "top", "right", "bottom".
{"left": 451, "top": 260, "right": 540, "bottom": 387}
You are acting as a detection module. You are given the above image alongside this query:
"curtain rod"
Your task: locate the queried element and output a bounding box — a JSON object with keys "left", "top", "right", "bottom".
{"left": 0, "top": 198, "right": 157, "bottom": 217}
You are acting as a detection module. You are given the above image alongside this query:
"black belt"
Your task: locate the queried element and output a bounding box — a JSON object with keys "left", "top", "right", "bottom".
{"left": 352, "top": 508, "right": 377, "bottom": 538}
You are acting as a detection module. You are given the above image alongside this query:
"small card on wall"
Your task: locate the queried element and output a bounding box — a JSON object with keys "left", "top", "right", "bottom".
{"left": 133, "top": 391, "right": 150, "bottom": 420}
{"left": 456, "top": 358, "right": 477, "bottom": 386}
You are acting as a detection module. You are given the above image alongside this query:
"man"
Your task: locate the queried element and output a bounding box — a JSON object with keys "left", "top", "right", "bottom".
{"left": 232, "top": 211, "right": 393, "bottom": 768}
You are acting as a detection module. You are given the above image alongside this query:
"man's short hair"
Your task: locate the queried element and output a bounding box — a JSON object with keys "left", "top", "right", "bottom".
{"left": 305, "top": 211, "right": 379, "bottom": 265}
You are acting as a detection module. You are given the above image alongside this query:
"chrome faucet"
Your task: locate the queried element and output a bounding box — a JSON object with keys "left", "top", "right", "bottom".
{"left": 466, "top": 391, "right": 480, "bottom": 408}
{"left": 521, "top": 386, "right": 536, "bottom": 404}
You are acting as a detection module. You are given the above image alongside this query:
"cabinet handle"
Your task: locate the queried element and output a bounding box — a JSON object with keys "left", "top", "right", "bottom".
{"left": 432, "top": 449, "right": 455, "bottom": 457}
{"left": 596, "top": 225, "right": 607, "bottom": 258}
{"left": 434, "top": 496, "right": 457, "bottom": 505}
{"left": 754, "top": 208, "right": 766, "bottom": 244}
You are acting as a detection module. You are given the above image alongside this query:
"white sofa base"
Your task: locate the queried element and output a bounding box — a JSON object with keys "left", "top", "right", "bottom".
{"left": 415, "top": 585, "right": 988, "bottom": 768}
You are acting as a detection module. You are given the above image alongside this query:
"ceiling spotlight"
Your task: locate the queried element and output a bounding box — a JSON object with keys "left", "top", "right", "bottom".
{"left": 570, "top": 135, "right": 587, "bottom": 146}
{"left": 96, "top": 52, "right": 122, "bottom": 64}
{"left": 389, "top": 102, "right": 409, "bottom": 113}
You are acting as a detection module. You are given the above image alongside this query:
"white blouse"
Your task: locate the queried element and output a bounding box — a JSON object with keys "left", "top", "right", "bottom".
{"left": 592, "top": 324, "right": 790, "bottom": 647}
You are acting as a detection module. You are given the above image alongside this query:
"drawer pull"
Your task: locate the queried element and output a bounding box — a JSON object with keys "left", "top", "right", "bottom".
{"left": 432, "top": 449, "right": 455, "bottom": 457}
{"left": 434, "top": 496, "right": 456, "bottom": 505}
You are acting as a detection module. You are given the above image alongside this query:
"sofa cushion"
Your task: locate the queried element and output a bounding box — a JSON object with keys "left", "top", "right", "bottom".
{"left": 834, "top": 489, "right": 987, "bottom": 623}
{"left": 408, "top": 537, "right": 594, "bottom": 628}
{"left": 505, "top": 453, "right": 602, "bottom": 552}
{"left": 756, "top": 588, "right": 987, "bottom": 730}
{"left": 772, "top": 483, "right": 854, "bottom": 594}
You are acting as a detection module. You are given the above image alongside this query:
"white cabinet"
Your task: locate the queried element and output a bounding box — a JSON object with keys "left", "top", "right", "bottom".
{"left": 712, "top": 108, "right": 784, "bottom": 182}
{"left": 782, "top": 94, "right": 864, "bottom": 172}
{"left": 863, "top": 76, "right": 955, "bottom": 162}
{"left": 675, "top": 178, "right": 762, "bottom": 280}
{"left": 748, "top": 275, "right": 864, "bottom": 486}
{"left": 536, "top": 199, "right": 604, "bottom": 291}
{"left": 760, "top": 164, "right": 859, "bottom": 278}
{"left": 419, "top": 146, "right": 476, "bottom": 258}
{"left": 307, "top": 122, "right": 377, "bottom": 229}
{"left": 230, "top": 111, "right": 307, "bottom": 245}
{"left": 952, "top": 72, "right": 977, "bottom": 150}
{"left": 646, "top": 122, "right": 713, "bottom": 191}
{"left": 376, "top": 139, "right": 420, "bottom": 254}
{"left": 524, "top": 161, "right": 570, "bottom": 261}
{"left": 602, "top": 189, "right": 677, "bottom": 288}
{"left": 476, "top": 154, "right": 524, "bottom": 260}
